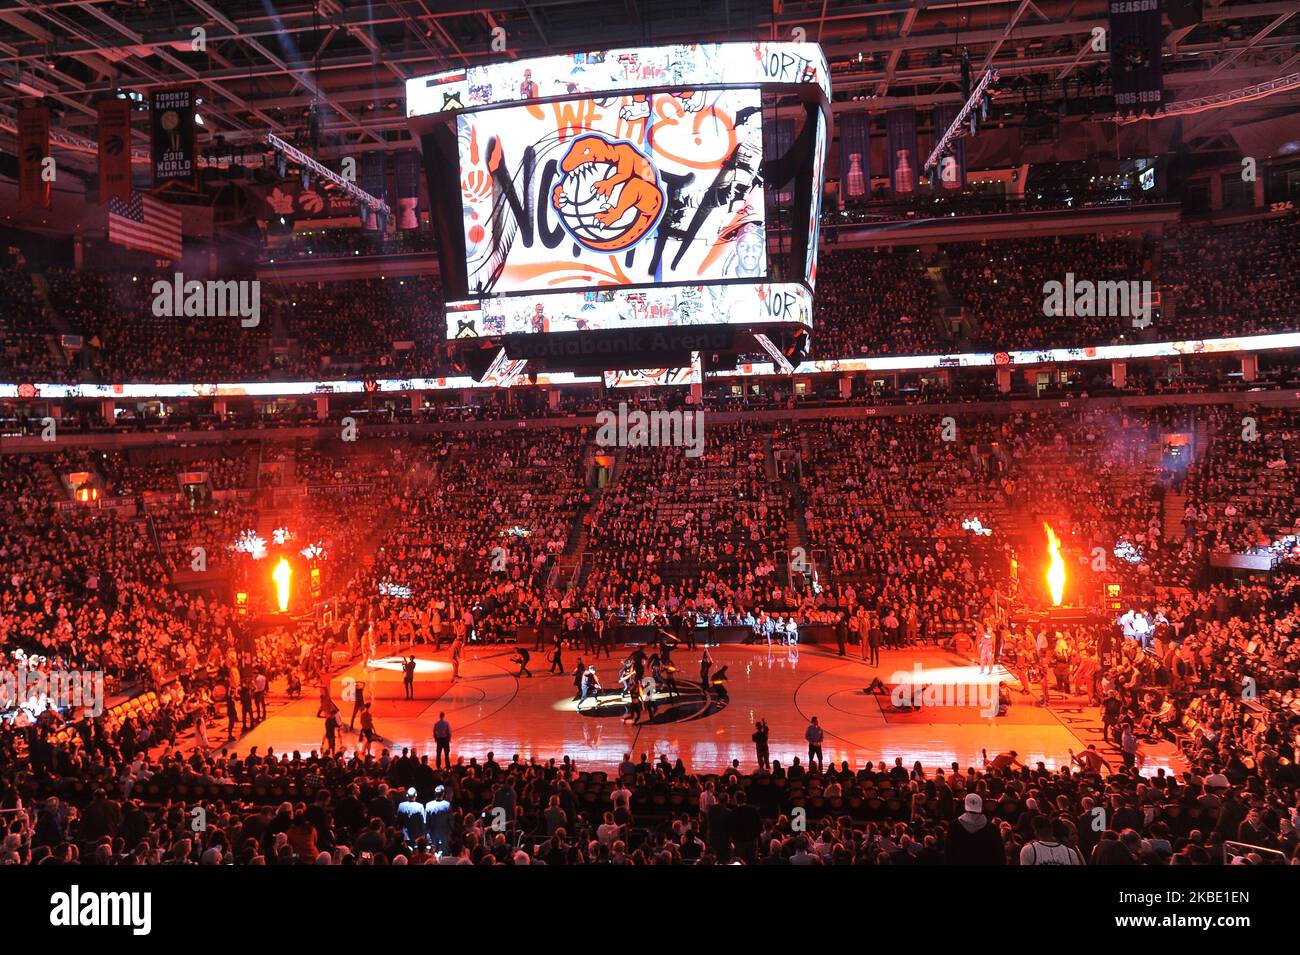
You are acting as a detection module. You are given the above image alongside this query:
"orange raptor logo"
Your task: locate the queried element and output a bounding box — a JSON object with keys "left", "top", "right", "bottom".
{"left": 551, "top": 134, "right": 665, "bottom": 252}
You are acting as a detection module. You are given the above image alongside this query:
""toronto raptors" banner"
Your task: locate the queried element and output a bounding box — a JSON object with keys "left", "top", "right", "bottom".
{"left": 150, "top": 87, "right": 196, "bottom": 186}
{"left": 251, "top": 182, "right": 358, "bottom": 221}
{"left": 17, "top": 104, "right": 51, "bottom": 210}
{"left": 1108, "top": 0, "right": 1165, "bottom": 117}
{"left": 97, "top": 98, "right": 133, "bottom": 204}
{"left": 885, "top": 108, "right": 919, "bottom": 196}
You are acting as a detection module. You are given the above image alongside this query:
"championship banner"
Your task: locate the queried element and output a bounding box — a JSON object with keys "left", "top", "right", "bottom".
{"left": 885, "top": 108, "right": 919, "bottom": 196}
{"left": 1108, "top": 0, "right": 1165, "bottom": 117}
{"left": 931, "top": 105, "right": 966, "bottom": 192}
{"left": 393, "top": 150, "right": 421, "bottom": 230}
{"left": 252, "top": 182, "right": 357, "bottom": 221}
{"left": 839, "top": 110, "right": 871, "bottom": 205}
{"left": 150, "top": 87, "right": 196, "bottom": 186}
{"left": 17, "top": 105, "right": 51, "bottom": 211}
{"left": 97, "top": 98, "right": 133, "bottom": 204}
{"left": 360, "top": 152, "right": 387, "bottom": 230}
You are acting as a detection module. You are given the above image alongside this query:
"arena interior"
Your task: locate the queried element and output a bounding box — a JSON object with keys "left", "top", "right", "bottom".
{"left": 0, "top": 0, "right": 1298, "bottom": 922}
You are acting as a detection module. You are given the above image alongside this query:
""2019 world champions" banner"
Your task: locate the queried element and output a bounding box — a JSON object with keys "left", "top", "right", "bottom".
{"left": 150, "top": 87, "right": 196, "bottom": 186}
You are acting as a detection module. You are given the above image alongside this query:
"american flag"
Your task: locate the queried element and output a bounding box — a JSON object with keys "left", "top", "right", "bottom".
{"left": 108, "top": 192, "right": 182, "bottom": 260}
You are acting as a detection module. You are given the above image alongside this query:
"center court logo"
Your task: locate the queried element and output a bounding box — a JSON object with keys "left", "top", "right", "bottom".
{"left": 49, "top": 886, "right": 151, "bottom": 935}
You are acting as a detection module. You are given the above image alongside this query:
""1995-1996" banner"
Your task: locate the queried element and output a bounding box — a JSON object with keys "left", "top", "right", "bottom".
{"left": 1108, "top": 0, "right": 1165, "bottom": 117}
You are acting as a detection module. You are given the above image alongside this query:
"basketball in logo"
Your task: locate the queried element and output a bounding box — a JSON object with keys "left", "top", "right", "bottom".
{"left": 550, "top": 134, "right": 664, "bottom": 253}
{"left": 105, "top": 135, "right": 124, "bottom": 156}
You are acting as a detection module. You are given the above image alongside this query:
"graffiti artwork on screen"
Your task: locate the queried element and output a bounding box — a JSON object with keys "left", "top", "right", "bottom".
{"left": 445, "top": 282, "right": 812, "bottom": 339}
{"left": 604, "top": 358, "right": 702, "bottom": 388}
{"left": 805, "top": 110, "right": 825, "bottom": 289}
{"left": 458, "top": 87, "right": 766, "bottom": 297}
{"left": 407, "top": 42, "right": 829, "bottom": 117}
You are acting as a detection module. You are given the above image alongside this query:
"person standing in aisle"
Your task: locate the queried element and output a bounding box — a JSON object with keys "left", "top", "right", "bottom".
{"left": 805, "top": 716, "right": 824, "bottom": 772}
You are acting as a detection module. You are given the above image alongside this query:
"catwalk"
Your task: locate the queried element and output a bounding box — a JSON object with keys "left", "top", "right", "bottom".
{"left": 230, "top": 643, "right": 1184, "bottom": 775}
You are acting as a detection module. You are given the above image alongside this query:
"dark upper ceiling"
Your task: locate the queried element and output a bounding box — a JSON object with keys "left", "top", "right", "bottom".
{"left": 0, "top": 1, "right": 1297, "bottom": 174}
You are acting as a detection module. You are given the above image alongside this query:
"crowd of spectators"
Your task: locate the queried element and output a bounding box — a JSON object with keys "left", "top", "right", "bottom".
{"left": 43, "top": 268, "right": 266, "bottom": 384}
{"left": 795, "top": 416, "right": 1014, "bottom": 646}
{"left": 3, "top": 628, "right": 1296, "bottom": 865}
{"left": 0, "top": 264, "right": 62, "bottom": 382}
{"left": 345, "top": 429, "right": 589, "bottom": 645}
{"left": 261, "top": 227, "right": 438, "bottom": 262}
{"left": 1180, "top": 406, "right": 1300, "bottom": 555}
{"left": 1160, "top": 217, "right": 1300, "bottom": 341}
{"left": 3, "top": 397, "right": 1299, "bottom": 866}
{"left": 944, "top": 234, "right": 1154, "bottom": 350}
{"left": 811, "top": 247, "right": 943, "bottom": 358}
{"left": 4, "top": 212, "right": 1298, "bottom": 385}
{"left": 266, "top": 277, "right": 445, "bottom": 378}
{"left": 582, "top": 423, "right": 792, "bottom": 616}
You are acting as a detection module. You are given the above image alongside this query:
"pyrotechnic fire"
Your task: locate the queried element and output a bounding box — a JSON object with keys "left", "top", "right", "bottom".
{"left": 273, "top": 558, "right": 292, "bottom": 613}
{"left": 1043, "top": 523, "right": 1065, "bottom": 606}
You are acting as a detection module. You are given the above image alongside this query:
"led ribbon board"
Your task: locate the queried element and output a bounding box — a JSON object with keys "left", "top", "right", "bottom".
{"left": 406, "top": 43, "right": 830, "bottom": 117}
{"left": 10, "top": 328, "right": 1300, "bottom": 398}
{"left": 446, "top": 284, "right": 812, "bottom": 338}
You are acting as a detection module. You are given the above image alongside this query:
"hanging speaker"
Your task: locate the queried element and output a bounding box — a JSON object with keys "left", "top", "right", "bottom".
{"left": 1167, "top": 0, "right": 1203, "bottom": 29}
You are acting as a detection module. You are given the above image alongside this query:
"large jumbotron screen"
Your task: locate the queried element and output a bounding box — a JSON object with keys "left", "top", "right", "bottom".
{"left": 408, "top": 43, "right": 828, "bottom": 356}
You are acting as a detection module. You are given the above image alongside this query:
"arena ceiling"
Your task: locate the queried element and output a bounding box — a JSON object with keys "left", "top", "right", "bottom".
{"left": 0, "top": 0, "right": 1297, "bottom": 172}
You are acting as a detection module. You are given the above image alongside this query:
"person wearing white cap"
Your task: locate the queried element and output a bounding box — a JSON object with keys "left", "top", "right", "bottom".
{"left": 945, "top": 792, "right": 1006, "bottom": 865}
